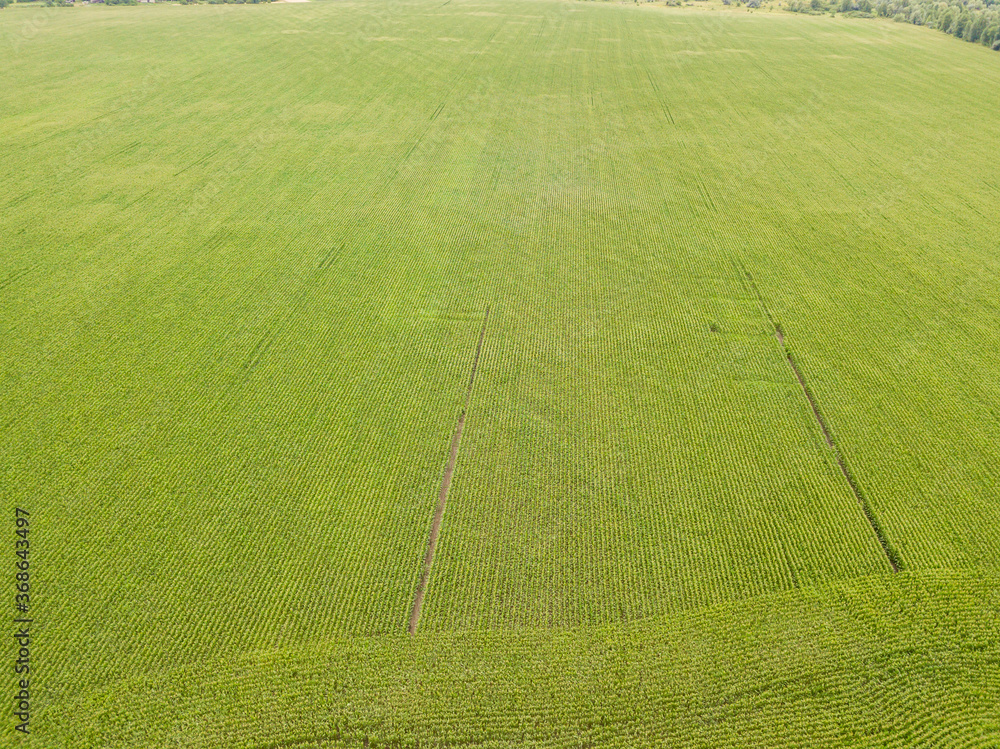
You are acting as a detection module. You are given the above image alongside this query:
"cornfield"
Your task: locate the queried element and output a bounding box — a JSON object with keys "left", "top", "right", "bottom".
{"left": 1, "top": 0, "right": 998, "bottom": 743}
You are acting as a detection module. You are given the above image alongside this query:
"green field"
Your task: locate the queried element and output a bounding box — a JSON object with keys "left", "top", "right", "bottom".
{"left": 2, "top": 0, "right": 999, "bottom": 744}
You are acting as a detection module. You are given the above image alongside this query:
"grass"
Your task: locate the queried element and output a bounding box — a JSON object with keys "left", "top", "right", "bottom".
{"left": 1, "top": 0, "right": 999, "bottom": 743}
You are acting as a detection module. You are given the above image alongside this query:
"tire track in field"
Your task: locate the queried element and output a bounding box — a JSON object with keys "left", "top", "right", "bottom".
{"left": 221, "top": 15, "right": 505, "bottom": 399}
{"left": 391, "top": 19, "right": 505, "bottom": 175}
{"left": 644, "top": 69, "right": 675, "bottom": 125}
{"left": 0, "top": 265, "right": 36, "bottom": 292}
{"left": 239, "top": 241, "right": 346, "bottom": 376}
{"left": 408, "top": 306, "right": 490, "bottom": 635}
{"left": 740, "top": 268, "right": 902, "bottom": 573}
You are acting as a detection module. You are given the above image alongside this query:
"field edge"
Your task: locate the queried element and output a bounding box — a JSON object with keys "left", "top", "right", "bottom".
{"left": 43, "top": 568, "right": 1000, "bottom": 748}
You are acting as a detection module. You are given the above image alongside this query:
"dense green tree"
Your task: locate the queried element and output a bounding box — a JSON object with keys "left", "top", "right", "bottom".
{"left": 795, "top": 0, "right": 999, "bottom": 50}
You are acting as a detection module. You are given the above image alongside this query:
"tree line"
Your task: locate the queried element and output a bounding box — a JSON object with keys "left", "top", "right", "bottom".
{"left": 787, "top": 0, "right": 1000, "bottom": 50}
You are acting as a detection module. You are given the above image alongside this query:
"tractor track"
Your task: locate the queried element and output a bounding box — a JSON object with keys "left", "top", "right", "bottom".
{"left": 741, "top": 268, "right": 901, "bottom": 572}
{"left": 408, "top": 306, "right": 491, "bottom": 634}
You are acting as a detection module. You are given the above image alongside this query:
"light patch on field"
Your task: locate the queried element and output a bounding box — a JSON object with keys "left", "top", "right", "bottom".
{"left": 295, "top": 102, "right": 350, "bottom": 120}
{"left": 670, "top": 48, "right": 749, "bottom": 55}
{"left": 369, "top": 36, "right": 406, "bottom": 41}
{"left": 816, "top": 30, "right": 892, "bottom": 44}
{"left": 437, "top": 37, "right": 463, "bottom": 42}
{"left": 466, "top": 10, "right": 541, "bottom": 16}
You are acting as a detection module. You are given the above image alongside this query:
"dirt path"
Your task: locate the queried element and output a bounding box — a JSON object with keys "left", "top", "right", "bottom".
{"left": 741, "top": 268, "right": 901, "bottom": 573}
{"left": 408, "top": 307, "right": 491, "bottom": 635}
{"left": 783, "top": 346, "right": 900, "bottom": 571}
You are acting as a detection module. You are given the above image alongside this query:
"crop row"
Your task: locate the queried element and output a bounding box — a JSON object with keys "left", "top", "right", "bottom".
{"left": 41, "top": 570, "right": 1000, "bottom": 747}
